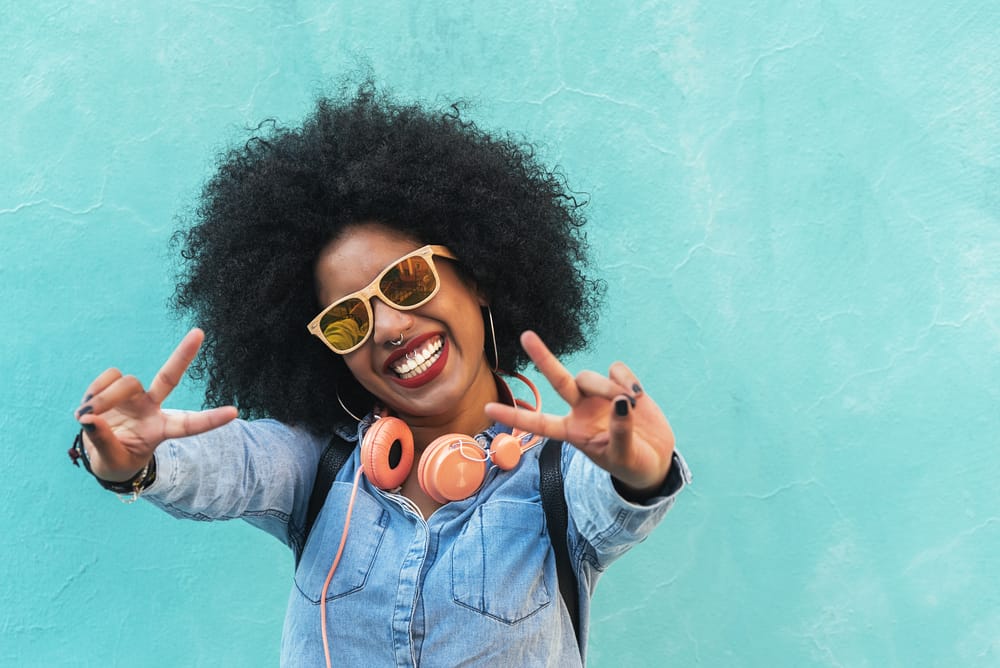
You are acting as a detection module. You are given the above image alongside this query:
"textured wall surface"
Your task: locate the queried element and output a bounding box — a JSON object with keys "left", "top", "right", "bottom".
{"left": 3, "top": 2, "right": 999, "bottom": 666}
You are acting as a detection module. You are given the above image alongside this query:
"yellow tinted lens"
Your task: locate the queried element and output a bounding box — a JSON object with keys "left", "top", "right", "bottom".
{"left": 380, "top": 255, "right": 437, "bottom": 307}
{"left": 320, "top": 298, "right": 369, "bottom": 351}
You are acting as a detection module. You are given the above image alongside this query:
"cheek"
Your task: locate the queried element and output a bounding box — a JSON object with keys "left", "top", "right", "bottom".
{"left": 448, "top": 299, "right": 485, "bottom": 343}
{"left": 459, "top": 306, "right": 493, "bottom": 351}
{"left": 342, "top": 350, "right": 379, "bottom": 388}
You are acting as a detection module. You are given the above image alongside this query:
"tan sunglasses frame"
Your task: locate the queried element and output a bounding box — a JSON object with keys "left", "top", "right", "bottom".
{"left": 306, "top": 244, "right": 458, "bottom": 354}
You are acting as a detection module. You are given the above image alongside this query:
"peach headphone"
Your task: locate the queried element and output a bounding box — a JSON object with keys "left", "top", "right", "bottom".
{"left": 320, "top": 372, "right": 545, "bottom": 666}
{"left": 360, "top": 372, "right": 544, "bottom": 502}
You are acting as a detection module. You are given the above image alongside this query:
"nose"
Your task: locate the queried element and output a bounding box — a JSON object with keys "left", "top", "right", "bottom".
{"left": 370, "top": 298, "right": 415, "bottom": 345}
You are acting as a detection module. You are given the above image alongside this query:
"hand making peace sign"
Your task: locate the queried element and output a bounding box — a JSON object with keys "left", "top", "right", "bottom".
{"left": 74, "top": 328, "right": 239, "bottom": 482}
{"left": 484, "top": 331, "right": 676, "bottom": 497}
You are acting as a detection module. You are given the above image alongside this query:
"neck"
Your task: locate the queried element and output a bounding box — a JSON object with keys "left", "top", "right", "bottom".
{"left": 404, "top": 361, "right": 501, "bottom": 451}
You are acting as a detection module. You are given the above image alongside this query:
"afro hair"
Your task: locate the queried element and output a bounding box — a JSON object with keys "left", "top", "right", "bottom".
{"left": 172, "top": 82, "right": 604, "bottom": 435}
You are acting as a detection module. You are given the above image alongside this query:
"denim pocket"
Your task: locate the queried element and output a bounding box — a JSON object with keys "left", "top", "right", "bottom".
{"left": 294, "top": 483, "right": 388, "bottom": 604}
{"left": 451, "top": 500, "right": 553, "bottom": 624}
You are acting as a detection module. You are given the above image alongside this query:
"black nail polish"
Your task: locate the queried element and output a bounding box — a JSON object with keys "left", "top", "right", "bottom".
{"left": 632, "top": 383, "right": 643, "bottom": 395}
{"left": 82, "top": 422, "right": 96, "bottom": 433}
{"left": 84, "top": 393, "right": 93, "bottom": 402}
{"left": 615, "top": 398, "right": 629, "bottom": 417}
{"left": 77, "top": 405, "right": 93, "bottom": 418}
{"left": 628, "top": 395, "right": 636, "bottom": 408}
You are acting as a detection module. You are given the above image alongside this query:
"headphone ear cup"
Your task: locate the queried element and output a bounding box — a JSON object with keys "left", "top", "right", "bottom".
{"left": 418, "top": 434, "right": 488, "bottom": 504}
{"left": 361, "top": 417, "right": 414, "bottom": 490}
{"left": 489, "top": 433, "right": 523, "bottom": 471}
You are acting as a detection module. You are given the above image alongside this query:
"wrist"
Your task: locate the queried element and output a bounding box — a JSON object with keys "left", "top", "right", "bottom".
{"left": 612, "top": 451, "right": 685, "bottom": 503}
{"left": 612, "top": 475, "right": 665, "bottom": 503}
{"left": 69, "top": 430, "right": 157, "bottom": 502}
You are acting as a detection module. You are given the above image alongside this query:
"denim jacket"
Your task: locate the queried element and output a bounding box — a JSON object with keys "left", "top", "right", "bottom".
{"left": 145, "top": 417, "right": 690, "bottom": 666}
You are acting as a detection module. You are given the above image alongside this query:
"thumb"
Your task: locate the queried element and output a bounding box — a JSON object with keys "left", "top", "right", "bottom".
{"left": 77, "top": 415, "right": 149, "bottom": 480}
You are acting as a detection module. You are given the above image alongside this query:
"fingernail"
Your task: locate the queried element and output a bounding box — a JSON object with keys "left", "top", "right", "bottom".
{"left": 84, "top": 393, "right": 93, "bottom": 402}
{"left": 81, "top": 422, "right": 96, "bottom": 433}
{"left": 628, "top": 395, "right": 636, "bottom": 408}
{"left": 615, "top": 398, "right": 630, "bottom": 417}
{"left": 77, "top": 405, "right": 93, "bottom": 418}
{"left": 632, "top": 383, "right": 643, "bottom": 395}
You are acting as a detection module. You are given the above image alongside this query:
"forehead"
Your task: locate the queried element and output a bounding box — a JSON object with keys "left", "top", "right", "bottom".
{"left": 314, "top": 224, "right": 424, "bottom": 303}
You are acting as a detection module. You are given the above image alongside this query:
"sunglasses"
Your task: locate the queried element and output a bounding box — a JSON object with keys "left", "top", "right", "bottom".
{"left": 307, "top": 244, "right": 458, "bottom": 354}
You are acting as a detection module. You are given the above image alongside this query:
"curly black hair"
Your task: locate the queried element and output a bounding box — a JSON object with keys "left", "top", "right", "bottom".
{"left": 171, "top": 82, "right": 604, "bottom": 435}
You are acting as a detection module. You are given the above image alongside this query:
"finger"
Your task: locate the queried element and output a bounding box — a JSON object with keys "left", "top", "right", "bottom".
{"left": 77, "top": 413, "right": 122, "bottom": 459}
{"left": 520, "top": 330, "right": 581, "bottom": 406}
{"left": 608, "top": 393, "right": 634, "bottom": 458}
{"left": 147, "top": 328, "right": 204, "bottom": 405}
{"left": 79, "top": 367, "right": 123, "bottom": 406}
{"left": 162, "top": 406, "right": 239, "bottom": 440}
{"left": 78, "top": 414, "right": 153, "bottom": 481}
{"left": 575, "top": 370, "right": 632, "bottom": 402}
{"left": 608, "top": 361, "right": 644, "bottom": 399}
{"left": 79, "top": 375, "right": 145, "bottom": 417}
{"left": 484, "top": 402, "right": 569, "bottom": 443}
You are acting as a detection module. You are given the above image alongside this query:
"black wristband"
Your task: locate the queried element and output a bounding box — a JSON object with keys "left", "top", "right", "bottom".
{"left": 69, "top": 430, "right": 157, "bottom": 495}
{"left": 612, "top": 451, "right": 686, "bottom": 504}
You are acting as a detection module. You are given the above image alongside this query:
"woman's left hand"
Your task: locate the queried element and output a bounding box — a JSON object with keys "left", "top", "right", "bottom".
{"left": 484, "top": 330, "right": 675, "bottom": 497}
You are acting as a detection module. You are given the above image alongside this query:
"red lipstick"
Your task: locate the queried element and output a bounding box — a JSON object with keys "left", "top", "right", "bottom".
{"left": 385, "top": 334, "right": 449, "bottom": 388}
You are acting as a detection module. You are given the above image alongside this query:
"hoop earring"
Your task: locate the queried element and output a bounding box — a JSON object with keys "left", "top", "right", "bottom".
{"left": 336, "top": 386, "right": 363, "bottom": 423}
{"left": 484, "top": 305, "right": 499, "bottom": 373}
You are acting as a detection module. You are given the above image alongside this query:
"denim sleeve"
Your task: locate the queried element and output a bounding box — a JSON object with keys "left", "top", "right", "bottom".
{"left": 564, "top": 444, "right": 691, "bottom": 572}
{"left": 142, "top": 417, "right": 327, "bottom": 552}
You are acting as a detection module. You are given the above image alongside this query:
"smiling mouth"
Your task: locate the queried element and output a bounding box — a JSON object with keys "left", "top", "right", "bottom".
{"left": 390, "top": 335, "right": 445, "bottom": 379}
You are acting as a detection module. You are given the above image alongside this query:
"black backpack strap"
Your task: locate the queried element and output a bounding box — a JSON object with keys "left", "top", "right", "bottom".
{"left": 295, "top": 434, "right": 356, "bottom": 567}
{"left": 539, "top": 438, "right": 581, "bottom": 651}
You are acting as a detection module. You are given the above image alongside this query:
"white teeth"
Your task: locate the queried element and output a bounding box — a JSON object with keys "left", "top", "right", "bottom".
{"left": 391, "top": 337, "right": 443, "bottom": 378}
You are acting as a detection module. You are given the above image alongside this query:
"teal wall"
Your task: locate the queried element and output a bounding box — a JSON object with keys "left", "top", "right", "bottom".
{"left": 3, "top": 2, "right": 999, "bottom": 666}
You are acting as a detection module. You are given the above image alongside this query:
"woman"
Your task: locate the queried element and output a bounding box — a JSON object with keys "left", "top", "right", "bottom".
{"left": 71, "top": 84, "right": 690, "bottom": 666}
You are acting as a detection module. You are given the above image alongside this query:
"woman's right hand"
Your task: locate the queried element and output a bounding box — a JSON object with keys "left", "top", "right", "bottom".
{"left": 74, "top": 328, "right": 239, "bottom": 482}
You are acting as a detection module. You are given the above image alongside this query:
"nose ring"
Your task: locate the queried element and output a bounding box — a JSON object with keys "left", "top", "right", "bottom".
{"left": 389, "top": 333, "right": 405, "bottom": 347}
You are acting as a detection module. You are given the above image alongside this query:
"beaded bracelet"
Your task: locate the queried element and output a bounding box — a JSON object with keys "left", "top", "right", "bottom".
{"left": 68, "top": 430, "right": 156, "bottom": 504}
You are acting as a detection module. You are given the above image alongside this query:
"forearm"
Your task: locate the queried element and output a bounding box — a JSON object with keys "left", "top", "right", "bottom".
{"left": 143, "top": 417, "right": 326, "bottom": 546}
